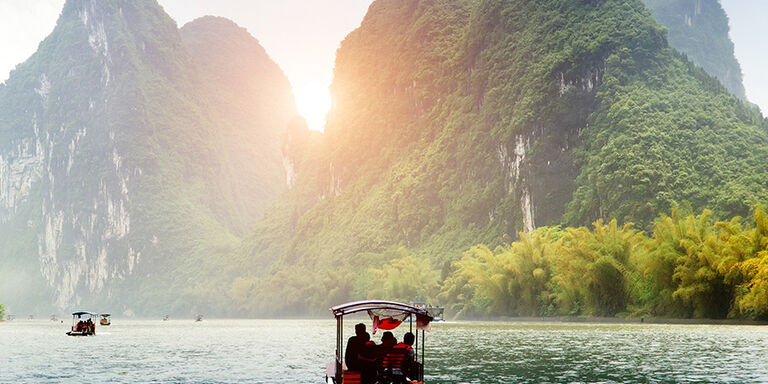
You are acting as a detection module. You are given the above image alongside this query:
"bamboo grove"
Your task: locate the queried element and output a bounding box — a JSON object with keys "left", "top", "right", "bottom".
{"left": 438, "top": 205, "right": 768, "bottom": 320}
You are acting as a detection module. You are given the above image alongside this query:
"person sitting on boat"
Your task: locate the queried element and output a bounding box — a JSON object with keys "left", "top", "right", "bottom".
{"left": 359, "top": 332, "right": 378, "bottom": 384}
{"left": 379, "top": 331, "right": 397, "bottom": 348}
{"left": 379, "top": 331, "right": 412, "bottom": 383}
{"left": 345, "top": 323, "right": 367, "bottom": 371}
{"left": 394, "top": 332, "right": 416, "bottom": 379}
{"left": 377, "top": 331, "right": 397, "bottom": 365}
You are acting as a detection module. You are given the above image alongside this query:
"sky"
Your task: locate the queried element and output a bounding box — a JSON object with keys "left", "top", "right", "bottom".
{"left": 719, "top": 0, "right": 768, "bottom": 113}
{"left": 0, "top": 0, "right": 766, "bottom": 130}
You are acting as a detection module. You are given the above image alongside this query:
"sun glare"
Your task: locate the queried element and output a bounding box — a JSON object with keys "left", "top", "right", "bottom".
{"left": 295, "top": 83, "right": 331, "bottom": 131}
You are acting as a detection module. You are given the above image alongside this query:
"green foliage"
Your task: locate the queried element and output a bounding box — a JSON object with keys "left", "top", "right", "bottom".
{"left": 237, "top": 0, "right": 768, "bottom": 317}
{"left": 552, "top": 219, "right": 642, "bottom": 317}
{"left": 441, "top": 228, "right": 559, "bottom": 317}
{"left": 645, "top": 209, "right": 731, "bottom": 318}
{"left": 442, "top": 206, "right": 768, "bottom": 320}
{"left": 0, "top": 303, "right": 5, "bottom": 320}
{"left": 363, "top": 248, "right": 441, "bottom": 303}
{"left": 734, "top": 257, "right": 768, "bottom": 319}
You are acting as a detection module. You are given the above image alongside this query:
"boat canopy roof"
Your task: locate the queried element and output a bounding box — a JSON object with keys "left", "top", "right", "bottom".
{"left": 72, "top": 311, "right": 98, "bottom": 316}
{"left": 331, "top": 300, "right": 433, "bottom": 321}
{"left": 101, "top": 313, "right": 111, "bottom": 317}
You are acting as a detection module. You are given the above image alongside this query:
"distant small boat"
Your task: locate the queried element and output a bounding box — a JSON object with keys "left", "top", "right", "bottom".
{"left": 50, "top": 314, "right": 58, "bottom": 321}
{"left": 410, "top": 301, "right": 445, "bottom": 322}
{"left": 100, "top": 313, "right": 111, "bottom": 326}
{"left": 162, "top": 315, "right": 170, "bottom": 321}
{"left": 5, "top": 314, "right": 15, "bottom": 321}
{"left": 66, "top": 311, "right": 97, "bottom": 336}
{"left": 195, "top": 314, "right": 203, "bottom": 322}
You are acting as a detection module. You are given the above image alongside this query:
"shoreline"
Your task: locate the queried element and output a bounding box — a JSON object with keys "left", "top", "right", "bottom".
{"left": 451, "top": 316, "right": 768, "bottom": 326}
{"left": 6, "top": 314, "right": 765, "bottom": 326}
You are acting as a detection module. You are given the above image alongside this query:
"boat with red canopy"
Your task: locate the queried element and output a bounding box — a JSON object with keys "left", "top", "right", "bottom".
{"left": 326, "top": 300, "right": 434, "bottom": 384}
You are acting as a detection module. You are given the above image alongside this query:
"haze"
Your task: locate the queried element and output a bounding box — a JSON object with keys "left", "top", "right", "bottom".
{"left": 3, "top": 1, "right": 768, "bottom": 126}
{"left": 0, "top": 0, "right": 374, "bottom": 132}
{"left": 2, "top": 0, "right": 767, "bottom": 124}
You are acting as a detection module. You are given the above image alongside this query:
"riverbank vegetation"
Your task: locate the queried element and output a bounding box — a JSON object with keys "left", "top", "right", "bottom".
{"left": 439, "top": 205, "right": 768, "bottom": 321}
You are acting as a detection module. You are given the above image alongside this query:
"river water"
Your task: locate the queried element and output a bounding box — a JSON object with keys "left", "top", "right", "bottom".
{"left": 1, "top": 318, "right": 767, "bottom": 383}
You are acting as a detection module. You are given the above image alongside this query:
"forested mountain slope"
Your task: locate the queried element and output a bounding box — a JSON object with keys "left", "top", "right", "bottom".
{"left": 235, "top": 0, "right": 768, "bottom": 315}
{"left": 0, "top": 0, "right": 294, "bottom": 315}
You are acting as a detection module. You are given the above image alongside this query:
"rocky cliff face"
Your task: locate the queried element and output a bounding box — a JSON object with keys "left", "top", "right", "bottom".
{"left": 0, "top": 0, "right": 294, "bottom": 314}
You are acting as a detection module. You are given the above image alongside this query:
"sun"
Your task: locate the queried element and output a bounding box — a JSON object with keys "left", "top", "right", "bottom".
{"left": 294, "top": 83, "right": 331, "bottom": 132}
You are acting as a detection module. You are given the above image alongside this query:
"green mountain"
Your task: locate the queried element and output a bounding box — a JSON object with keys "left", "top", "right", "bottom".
{"left": 642, "top": 0, "right": 747, "bottom": 100}
{"left": 0, "top": 0, "right": 294, "bottom": 315}
{"left": 1, "top": 0, "right": 763, "bottom": 318}
{"left": 235, "top": 0, "right": 768, "bottom": 315}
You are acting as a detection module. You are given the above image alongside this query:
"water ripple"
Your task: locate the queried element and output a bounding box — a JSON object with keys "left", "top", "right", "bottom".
{"left": 1, "top": 319, "right": 767, "bottom": 383}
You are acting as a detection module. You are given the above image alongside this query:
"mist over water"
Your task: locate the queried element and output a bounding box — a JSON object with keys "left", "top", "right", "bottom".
{"left": 2, "top": 319, "right": 767, "bottom": 383}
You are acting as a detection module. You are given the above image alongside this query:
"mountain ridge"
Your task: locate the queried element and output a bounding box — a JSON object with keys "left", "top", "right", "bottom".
{"left": 0, "top": 0, "right": 295, "bottom": 315}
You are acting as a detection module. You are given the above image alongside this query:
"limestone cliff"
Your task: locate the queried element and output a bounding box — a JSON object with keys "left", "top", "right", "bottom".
{"left": 0, "top": 0, "right": 294, "bottom": 315}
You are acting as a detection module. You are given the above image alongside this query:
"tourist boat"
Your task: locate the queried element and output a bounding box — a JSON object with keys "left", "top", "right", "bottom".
{"left": 195, "top": 314, "right": 203, "bottom": 322}
{"left": 409, "top": 302, "right": 445, "bottom": 322}
{"left": 66, "top": 311, "right": 97, "bottom": 336}
{"left": 100, "top": 313, "right": 111, "bottom": 326}
{"left": 162, "top": 314, "right": 170, "bottom": 321}
{"left": 325, "top": 300, "right": 434, "bottom": 384}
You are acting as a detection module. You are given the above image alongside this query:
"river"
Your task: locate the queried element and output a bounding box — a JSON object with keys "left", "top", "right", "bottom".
{"left": 1, "top": 318, "right": 767, "bottom": 383}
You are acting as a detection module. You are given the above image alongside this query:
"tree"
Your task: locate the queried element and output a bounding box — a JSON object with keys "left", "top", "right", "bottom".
{"left": 728, "top": 206, "right": 768, "bottom": 319}
{"left": 443, "top": 227, "right": 560, "bottom": 317}
{"left": 365, "top": 248, "right": 441, "bottom": 303}
{"left": 552, "top": 219, "right": 643, "bottom": 317}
